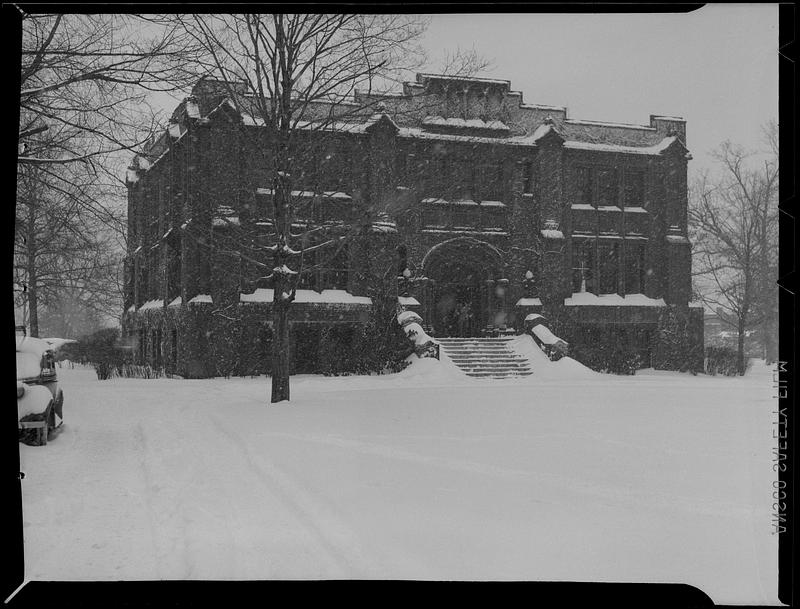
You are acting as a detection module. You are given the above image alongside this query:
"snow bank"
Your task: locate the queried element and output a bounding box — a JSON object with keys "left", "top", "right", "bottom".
{"left": 508, "top": 334, "right": 596, "bottom": 381}
{"left": 18, "top": 363, "right": 779, "bottom": 603}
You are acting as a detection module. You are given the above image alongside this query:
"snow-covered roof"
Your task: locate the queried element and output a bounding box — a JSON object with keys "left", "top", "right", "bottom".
{"left": 422, "top": 116, "right": 509, "bottom": 131}
{"left": 240, "top": 289, "right": 371, "bottom": 305}
{"left": 540, "top": 229, "right": 564, "bottom": 239}
{"left": 398, "top": 296, "right": 420, "bottom": 306}
{"left": 565, "top": 118, "right": 657, "bottom": 131}
{"left": 480, "top": 200, "right": 506, "bottom": 208}
{"left": 563, "top": 135, "right": 678, "bottom": 156}
{"left": 516, "top": 298, "right": 542, "bottom": 307}
{"left": 528, "top": 123, "right": 561, "bottom": 143}
{"left": 564, "top": 293, "right": 666, "bottom": 307}
{"left": 139, "top": 299, "right": 164, "bottom": 311}
{"left": 168, "top": 297, "right": 182, "bottom": 308}
{"left": 188, "top": 294, "right": 213, "bottom": 304}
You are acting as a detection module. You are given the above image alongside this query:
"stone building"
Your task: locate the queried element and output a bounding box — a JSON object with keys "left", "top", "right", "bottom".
{"left": 123, "top": 73, "right": 703, "bottom": 377}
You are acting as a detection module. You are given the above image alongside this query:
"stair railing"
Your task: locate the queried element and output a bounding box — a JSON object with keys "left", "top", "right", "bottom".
{"left": 397, "top": 310, "right": 440, "bottom": 360}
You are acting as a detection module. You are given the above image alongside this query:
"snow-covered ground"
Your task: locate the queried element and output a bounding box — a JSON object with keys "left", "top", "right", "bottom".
{"left": 18, "top": 356, "right": 779, "bottom": 605}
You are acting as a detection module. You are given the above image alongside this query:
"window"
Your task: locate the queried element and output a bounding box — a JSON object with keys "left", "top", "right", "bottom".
{"left": 453, "top": 159, "right": 473, "bottom": 200}
{"left": 624, "top": 242, "right": 647, "bottom": 294}
{"left": 321, "top": 244, "right": 348, "bottom": 290}
{"left": 432, "top": 157, "right": 449, "bottom": 198}
{"left": 624, "top": 169, "right": 645, "bottom": 208}
{"left": 452, "top": 207, "right": 476, "bottom": 228}
{"left": 572, "top": 241, "right": 595, "bottom": 293}
{"left": 422, "top": 207, "right": 442, "bottom": 227}
{"left": 397, "top": 245, "right": 408, "bottom": 276}
{"left": 597, "top": 242, "right": 620, "bottom": 294}
{"left": 597, "top": 168, "right": 618, "bottom": 207}
{"left": 522, "top": 160, "right": 534, "bottom": 194}
{"left": 479, "top": 162, "right": 503, "bottom": 200}
{"left": 575, "top": 166, "right": 593, "bottom": 206}
{"left": 495, "top": 160, "right": 505, "bottom": 198}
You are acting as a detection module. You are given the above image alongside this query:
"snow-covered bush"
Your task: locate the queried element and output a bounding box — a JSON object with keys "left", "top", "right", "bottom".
{"left": 351, "top": 297, "right": 412, "bottom": 374}
{"left": 704, "top": 346, "right": 743, "bottom": 376}
{"left": 319, "top": 297, "right": 411, "bottom": 376}
{"left": 569, "top": 342, "right": 641, "bottom": 375}
{"left": 655, "top": 307, "right": 703, "bottom": 374}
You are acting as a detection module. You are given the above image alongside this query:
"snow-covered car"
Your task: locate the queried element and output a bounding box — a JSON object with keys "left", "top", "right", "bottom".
{"left": 16, "top": 332, "right": 63, "bottom": 445}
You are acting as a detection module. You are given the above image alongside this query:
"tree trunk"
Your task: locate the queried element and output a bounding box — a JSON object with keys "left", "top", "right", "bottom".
{"left": 26, "top": 201, "right": 39, "bottom": 337}
{"left": 763, "top": 292, "right": 778, "bottom": 365}
{"left": 737, "top": 318, "right": 746, "bottom": 376}
{"left": 270, "top": 302, "right": 291, "bottom": 403}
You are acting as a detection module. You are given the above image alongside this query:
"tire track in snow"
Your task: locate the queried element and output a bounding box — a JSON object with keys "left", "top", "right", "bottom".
{"left": 206, "top": 411, "right": 377, "bottom": 578}
{"left": 135, "top": 409, "right": 241, "bottom": 579}
{"left": 264, "top": 432, "right": 751, "bottom": 518}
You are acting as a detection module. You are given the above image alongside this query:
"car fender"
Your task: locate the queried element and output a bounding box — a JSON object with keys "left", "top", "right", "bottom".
{"left": 54, "top": 388, "right": 64, "bottom": 423}
{"left": 18, "top": 384, "right": 53, "bottom": 420}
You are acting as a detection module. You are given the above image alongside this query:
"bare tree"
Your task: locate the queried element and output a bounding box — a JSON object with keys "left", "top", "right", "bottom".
{"left": 14, "top": 162, "right": 122, "bottom": 337}
{"left": 689, "top": 121, "right": 779, "bottom": 373}
{"left": 16, "top": 12, "right": 205, "bottom": 337}
{"left": 171, "top": 14, "right": 437, "bottom": 402}
{"left": 18, "top": 12, "right": 202, "bottom": 169}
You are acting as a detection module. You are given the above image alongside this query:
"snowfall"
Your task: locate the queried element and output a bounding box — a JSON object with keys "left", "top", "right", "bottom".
{"left": 17, "top": 342, "right": 780, "bottom": 605}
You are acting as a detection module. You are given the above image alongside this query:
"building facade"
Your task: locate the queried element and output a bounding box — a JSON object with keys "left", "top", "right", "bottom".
{"left": 123, "top": 74, "right": 703, "bottom": 378}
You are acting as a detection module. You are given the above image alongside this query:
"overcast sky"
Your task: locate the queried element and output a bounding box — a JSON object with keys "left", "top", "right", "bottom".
{"left": 152, "top": 6, "right": 778, "bottom": 177}
{"left": 419, "top": 5, "right": 778, "bottom": 177}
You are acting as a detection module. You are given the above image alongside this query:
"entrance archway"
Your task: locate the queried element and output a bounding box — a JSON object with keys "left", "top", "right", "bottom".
{"left": 422, "top": 238, "right": 505, "bottom": 337}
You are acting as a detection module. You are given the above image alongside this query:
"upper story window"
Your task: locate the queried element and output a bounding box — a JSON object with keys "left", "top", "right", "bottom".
{"left": 521, "top": 160, "right": 534, "bottom": 194}
{"left": 597, "top": 242, "right": 620, "bottom": 294}
{"left": 624, "top": 169, "right": 645, "bottom": 208}
{"left": 575, "top": 166, "right": 593, "bottom": 206}
{"left": 624, "top": 242, "right": 646, "bottom": 294}
{"left": 597, "top": 168, "right": 618, "bottom": 208}
{"left": 572, "top": 241, "right": 596, "bottom": 294}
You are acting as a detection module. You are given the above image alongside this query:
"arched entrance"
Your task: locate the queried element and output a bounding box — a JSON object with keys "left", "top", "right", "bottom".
{"left": 422, "top": 238, "right": 505, "bottom": 337}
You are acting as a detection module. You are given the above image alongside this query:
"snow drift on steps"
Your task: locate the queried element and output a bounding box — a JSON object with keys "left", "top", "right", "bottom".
{"left": 397, "top": 333, "right": 595, "bottom": 383}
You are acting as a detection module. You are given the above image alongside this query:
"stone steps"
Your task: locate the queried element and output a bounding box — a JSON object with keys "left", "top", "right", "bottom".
{"left": 437, "top": 337, "right": 532, "bottom": 379}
